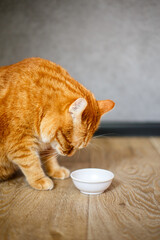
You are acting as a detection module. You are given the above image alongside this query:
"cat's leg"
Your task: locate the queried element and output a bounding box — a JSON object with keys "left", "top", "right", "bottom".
{"left": 0, "top": 156, "right": 17, "bottom": 180}
{"left": 41, "top": 149, "right": 70, "bottom": 179}
{"left": 8, "top": 148, "right": 54, "bottom": 190}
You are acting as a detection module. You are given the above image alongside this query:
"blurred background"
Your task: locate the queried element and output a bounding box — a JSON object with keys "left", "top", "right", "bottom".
{"left": 0, "top": 0, "right": 160, "bottom": 133}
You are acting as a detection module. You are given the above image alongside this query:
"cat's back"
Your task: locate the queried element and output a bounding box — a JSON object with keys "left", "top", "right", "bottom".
{"left": 0, "top": 65, "right": 10, "bottom": 89}
{"left": 0, "top": 57, "right": 79, "bottom": 88}
{"left": 0, "top": 58, "right": 90, "bottom": 106}
{"left": 0, "top": 58, "right": 60, "bottom": 92}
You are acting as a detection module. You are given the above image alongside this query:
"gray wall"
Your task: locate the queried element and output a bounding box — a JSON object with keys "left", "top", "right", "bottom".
{"left": 0, "top": 0, "right": 160, "bottom": 122}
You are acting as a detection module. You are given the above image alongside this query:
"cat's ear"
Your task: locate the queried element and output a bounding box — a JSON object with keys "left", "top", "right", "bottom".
{"left": 69, "top": 98, "right": 87, "bottom": 119}
{"left": 97, "top": 100, "right": 115, "bottom": 116}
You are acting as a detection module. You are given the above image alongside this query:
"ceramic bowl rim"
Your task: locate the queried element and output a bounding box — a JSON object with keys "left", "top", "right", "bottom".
{"left": 70, "top": 168, "right": 114, "bottom": 184}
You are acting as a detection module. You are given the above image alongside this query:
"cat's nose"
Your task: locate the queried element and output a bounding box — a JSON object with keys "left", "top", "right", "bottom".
{"left": 68, "top": 149, "right": 76, "bottom": 156}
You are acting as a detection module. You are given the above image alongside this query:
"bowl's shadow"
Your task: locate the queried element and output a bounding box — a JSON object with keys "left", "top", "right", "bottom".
{"left": 104, "top": 178, "right": 120, "bottom": 193}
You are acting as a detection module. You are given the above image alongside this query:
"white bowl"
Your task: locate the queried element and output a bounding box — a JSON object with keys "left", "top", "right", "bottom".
{"left": 70, "top": 168, "right": 114, "bottom": 195}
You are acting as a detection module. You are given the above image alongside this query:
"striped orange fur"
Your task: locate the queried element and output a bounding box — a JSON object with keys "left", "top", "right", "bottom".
{"left": 0, "top": 58, "right": 115, "bottom": 190}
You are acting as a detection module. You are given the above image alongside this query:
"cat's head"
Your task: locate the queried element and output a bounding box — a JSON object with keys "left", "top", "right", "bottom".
{"left": 50, "top": 97, "right": 115, "bottom": 156}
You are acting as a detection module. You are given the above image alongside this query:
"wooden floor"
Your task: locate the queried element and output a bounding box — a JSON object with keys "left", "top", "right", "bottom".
{"left": 0, "top": 137, "right": 160, "bottom": 240}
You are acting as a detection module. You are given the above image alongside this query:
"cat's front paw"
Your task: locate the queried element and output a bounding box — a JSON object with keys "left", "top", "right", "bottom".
{"left": 29, "top": 176, "right": 54, "bottom": 190}
{"left": 51, "top": 167, "right": 70, "bottom": 180}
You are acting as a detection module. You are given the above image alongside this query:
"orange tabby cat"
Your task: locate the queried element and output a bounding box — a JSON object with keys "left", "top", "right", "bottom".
{"left": 0, "top": 58, "right": 115, "bottom": 190}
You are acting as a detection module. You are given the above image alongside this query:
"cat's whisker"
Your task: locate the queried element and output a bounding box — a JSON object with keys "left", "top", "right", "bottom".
{"left": 88, "top": 141, "right": 103, "bottom": 151}
{"left": 83, "top": 146, "right": 90, "bottom": 153}
{"left": 93, "top": 132, "right": 117, "bottom": 138}
{"left": 93, "top": 134, "right": 107, "bottom": 139}
{"left": 75, "top": 149, "right": 81, "bottom": 162}
{"left": 40, "top": 151, "right": 58, "bottom": 162}
{"left": 41, "top": 154, "right": 59, "bottom": 164}
{"left": 40, "top": 152, "right": 57, "bottom": 157}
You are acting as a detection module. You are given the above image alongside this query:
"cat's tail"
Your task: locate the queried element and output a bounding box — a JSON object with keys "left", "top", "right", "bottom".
{"left": 0, "top": 160, "right": 17, "bottom": 181}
